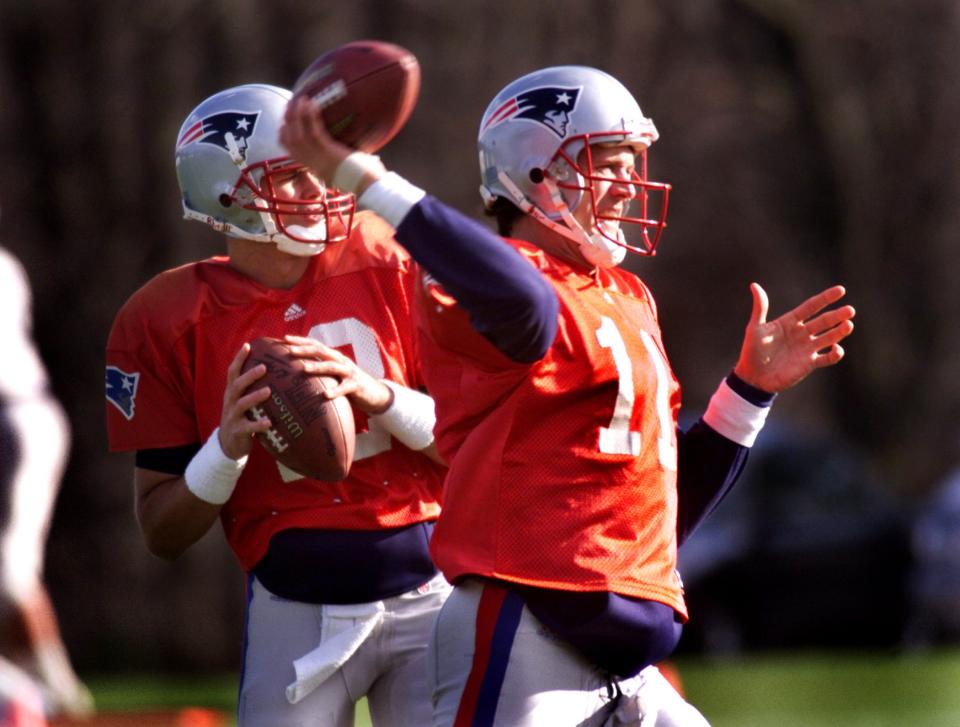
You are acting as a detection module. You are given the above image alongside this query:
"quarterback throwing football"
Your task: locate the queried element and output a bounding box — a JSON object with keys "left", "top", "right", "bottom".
{"left": 281, "top": 66, "right": 855, "bottom": 726}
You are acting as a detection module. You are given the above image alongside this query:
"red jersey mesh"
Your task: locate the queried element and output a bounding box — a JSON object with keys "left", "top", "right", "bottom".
{"left": 420, "top": 239, "right": 686, "bottom": 614}
{"left": 106, "top": 214, "right": 444, "bottom": 571}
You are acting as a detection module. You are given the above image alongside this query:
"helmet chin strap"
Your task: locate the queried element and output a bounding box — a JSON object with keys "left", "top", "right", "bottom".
{"left": 252, "top": 206, "right": 327, "bottom": 256}
{"left": 276, "top": 225, "right": 327, "bottom": 256}
{"left": 181, "top": 202, "right": 327, "bottom": 257}
{"left": 577, "top": 231, "right": 627, "bottom": 268}
{"left": 553, "top": 198, "right": 627, "bottom": 268}
{"left": 494, "top": 171, "right": 625, "bottom": 269}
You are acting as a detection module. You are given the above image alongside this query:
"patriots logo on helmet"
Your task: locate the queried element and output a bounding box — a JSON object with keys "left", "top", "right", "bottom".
{"left": 482, "top": 86, "right": 582, "bottom": 138}
{"left": 105, "top": 366, "right": 140, "bottom": 420}
{"left": 176, "top": 110, "right": 261, "bottom": 158}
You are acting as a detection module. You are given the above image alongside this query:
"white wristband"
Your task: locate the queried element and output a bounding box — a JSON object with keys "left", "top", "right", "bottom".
{"left": 702, "top": 379, "right": 771, "bottom": 447}
{"left": 184, "top": 427, "right": 248, "bottom": 505}
{"left": 332, "top": 151, "right": 387, "bottom": 195}
{"left": 368, "top": 380, "right": 436, "bottom": 451}
{"left": 358, "top": 171, "right": 426, "bottom": 228}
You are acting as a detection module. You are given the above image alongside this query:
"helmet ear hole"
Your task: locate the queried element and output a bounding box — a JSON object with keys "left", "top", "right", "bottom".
{"left": 529, "top": 168, "right": 545, "bottom": 184}
{"left": 218, "top": 193, "right": 233, "bottom": 208}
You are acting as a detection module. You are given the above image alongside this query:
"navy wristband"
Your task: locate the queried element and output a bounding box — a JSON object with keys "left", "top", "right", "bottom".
{"left": 726, "top": 371, "right": 776, "bottom": 407}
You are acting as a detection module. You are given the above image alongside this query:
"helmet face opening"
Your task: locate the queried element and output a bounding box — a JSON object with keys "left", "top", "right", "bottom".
{"left": 235, "top": 158, "right": 356, "bottom": 245}
{"left": 553, "top": 134, "right": 671, "bottom": 256}
{"left": 478, "top": 66, "right": 671, "bottom": 259}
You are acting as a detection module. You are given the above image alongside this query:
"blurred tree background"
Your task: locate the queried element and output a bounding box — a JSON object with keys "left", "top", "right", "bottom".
{"left": 0, "top": 0, "right": 958, "bottom": 675}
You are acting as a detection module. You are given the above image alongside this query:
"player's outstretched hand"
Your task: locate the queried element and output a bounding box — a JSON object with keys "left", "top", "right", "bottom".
{"left": 733, "top": 283, "right": 855, "bottom": 394}
{"left": 219, "top": 343, "right": 272, "bottom": 460}
{"left": 283, "top": 335, "right": 393, "bottom": 414}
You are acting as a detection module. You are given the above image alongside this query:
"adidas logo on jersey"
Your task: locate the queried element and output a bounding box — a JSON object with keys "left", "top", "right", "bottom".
{"left": 284, "top": 303, "right": 306, "bottom": 322}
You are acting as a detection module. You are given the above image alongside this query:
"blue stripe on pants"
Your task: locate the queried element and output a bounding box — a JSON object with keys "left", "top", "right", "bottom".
{"left": 473, "top": 589, "right": 525, "bottom": 726}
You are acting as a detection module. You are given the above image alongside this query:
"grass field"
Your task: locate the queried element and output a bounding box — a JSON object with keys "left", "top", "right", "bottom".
{"left": 679, "top": 650, "right": 960, "bottom": 726}
{"left": 74, "top": 648, "right": 960, "bottom": 726}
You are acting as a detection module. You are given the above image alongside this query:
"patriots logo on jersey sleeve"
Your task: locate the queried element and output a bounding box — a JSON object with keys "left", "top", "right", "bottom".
{"left": 481, "top": 86, "right": 582, "bottom": 138}
{"left": 105, "top": 366, "right": 140, "bottom": 420}
{"left": 176, "top": 111, "right": 261, "bottom": 158}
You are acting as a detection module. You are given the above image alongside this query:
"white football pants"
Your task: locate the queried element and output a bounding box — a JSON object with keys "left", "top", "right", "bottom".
{"left": 428, "top": 578, "right": 710, "bottom": 727}
{"left": 238, "top": 572, "right": 449, "bottom": 727}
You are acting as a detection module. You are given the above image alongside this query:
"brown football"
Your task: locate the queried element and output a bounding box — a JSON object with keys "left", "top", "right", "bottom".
{"left": 241, "top": 337, "right": 355, "bottom": 481}
{"left": 291, "top": 39, "right": 420, "bottom": 152}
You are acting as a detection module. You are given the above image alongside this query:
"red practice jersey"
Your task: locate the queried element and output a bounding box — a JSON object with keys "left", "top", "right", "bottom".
{"left": 418, "top": 238, "right": 686, "bottom": 615}
{"left": 106, "top": 212, "right": 445, "bottom": 571}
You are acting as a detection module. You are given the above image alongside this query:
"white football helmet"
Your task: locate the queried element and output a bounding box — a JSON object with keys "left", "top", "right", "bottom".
{"left": 478, "top": 66, "right": 670, "bottom": 266}
{"left": 175, "top": 84, "right": 354, "bottom": 256}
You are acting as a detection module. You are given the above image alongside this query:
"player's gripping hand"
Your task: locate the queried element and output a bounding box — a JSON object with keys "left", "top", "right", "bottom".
{"left": 280, "top": 96, "right": 350, "bottom": 182}
{"left": 733, "top": 283, "right": 855, "bottom": 393}
{"left": 219, "top": 343, "right": 273, "bottom": 460}
{"left": 282, "top": 335, "right": 393, "bottom": 414}
{"left": 278, "top": 96, "right": 386, "bottom": 195}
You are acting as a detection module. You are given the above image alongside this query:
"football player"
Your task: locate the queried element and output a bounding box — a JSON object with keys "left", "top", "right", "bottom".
{"left": 105, "top": 84, "right": 448, "bottom": 727}
{"left": 0, "top": 244, "right": 93, "bottom": 720}
{"left": 280, "top": 65, "right": 855, "bottom": 726}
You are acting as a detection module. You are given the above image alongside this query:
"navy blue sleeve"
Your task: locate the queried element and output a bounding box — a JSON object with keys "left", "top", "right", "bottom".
{"left": 135, "top": 443, "right": 200, "bottom": 475}
{"left": 675, "top": 372, "right": 775, "bottom": 545}
{"left": 675, "top": 420, "right": 748, "bottom": 546}
{"left": 394, "top": 196, "right": 559, "bottom": 363}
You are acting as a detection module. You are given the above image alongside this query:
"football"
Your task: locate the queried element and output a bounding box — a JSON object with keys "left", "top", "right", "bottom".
{"left": 242, "top": 337, "right": 355, "bottom": 482}
{"left": 291, "top": 39, "right": 420, "bottom": 152}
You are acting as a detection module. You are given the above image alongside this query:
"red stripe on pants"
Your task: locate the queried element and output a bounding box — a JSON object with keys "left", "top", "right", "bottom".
{"left": 453, "top": 584, "right": 509, "bottom": 727}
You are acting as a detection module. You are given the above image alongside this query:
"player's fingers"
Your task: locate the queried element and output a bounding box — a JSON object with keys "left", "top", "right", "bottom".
{"left": 813, "top": 343, "right": 845, "bottom": 368}
{"left": 286, "top": 97, "right": 320, "bottom": 148}
{"left": 304, "top": 99, "right": 321, "bottom": 132}
{"left": 283, "top": 96, "right": 309, "bottom": 132}
{"left": 240, "top": 412, "right": 273, "bottom": 434}
{"left": 289, "top": 96, "right": 318, "bottom": 135}
{"left": 301, "top": 359, "right": 353, "bottom": 378}
{"left": 748, "top": 283, "right": 768, "bottom": 326}
{"left": 804, "top": 305, "right": 856, "bottom": 336}
{"left": 322, "top": 379, "right": 358, "bottom": 400}
{"left": 811, "top": 319, "right": 855, "bottom": 348}
{"left": 304, "top": 346, "right": 349, "bottom": 364}
{"left": 232, "top": 362, "right": 267, "bottom": 393}
{"left": 283, "top": 96, "right": 297, "bottom": 123}
{"left": 279, "top": 103, "right": 300, "bottom": 146}
{"left": 303, "top": 98, "right": 333, "bottom": 142}
{"left": 226, "top": 342, "right": 253, "bottom": 382}
{"left": 283, "top": 334, "right": 321, "bottom": 350}
{"left": 236, "top": 385, "right": 271, "bottom": 413}
{"left": 792, "top": 285, "right": 847, "bottom": 323}
{"left": 284, "top": 336, "right": 347, "bottom": 362}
